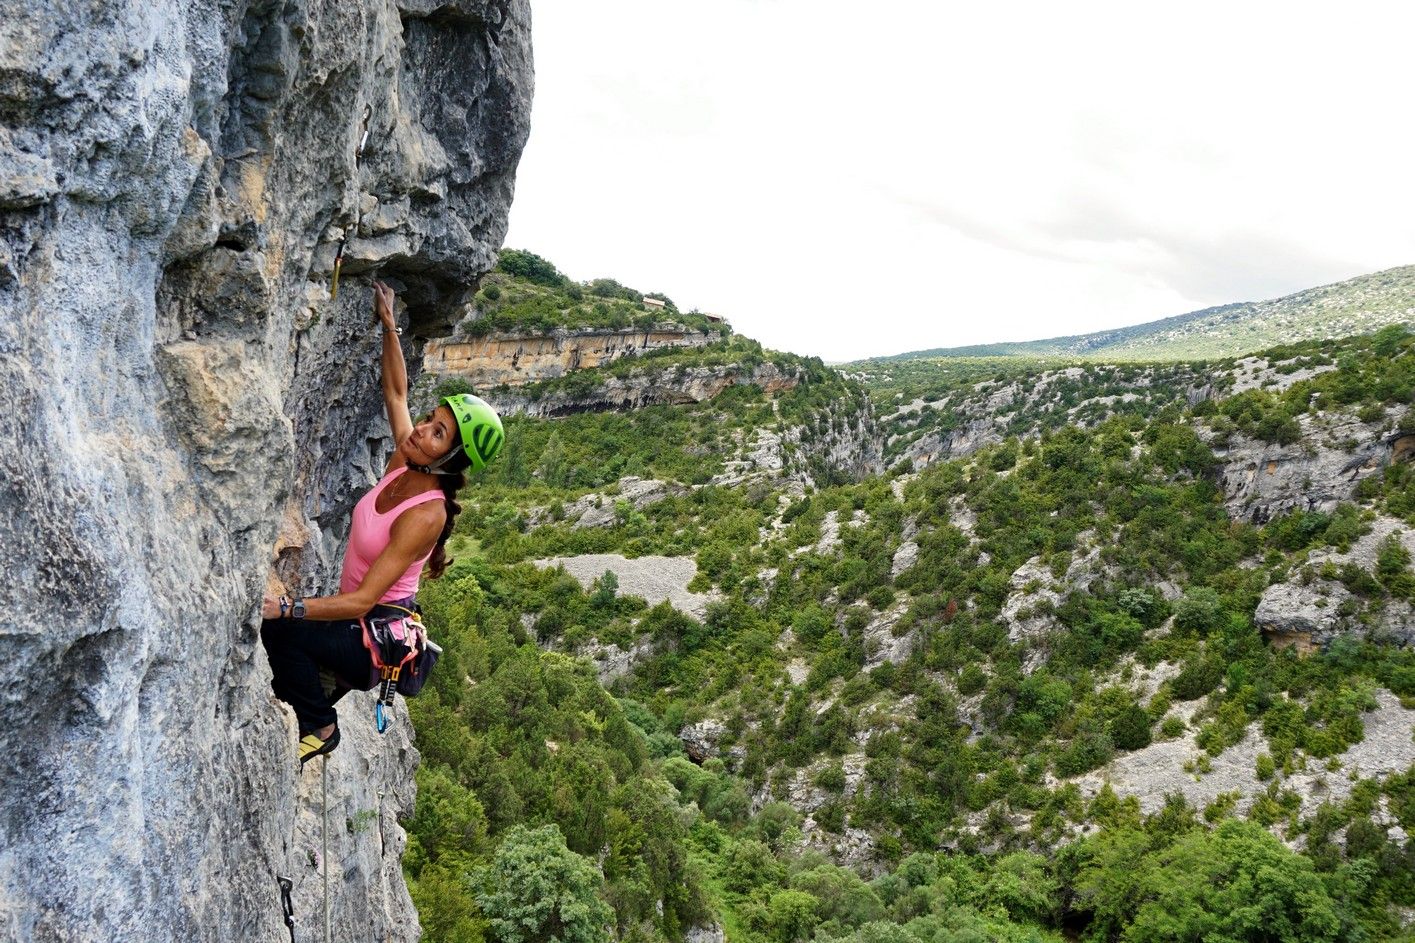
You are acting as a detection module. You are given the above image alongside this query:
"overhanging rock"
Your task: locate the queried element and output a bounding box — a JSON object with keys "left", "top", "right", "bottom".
{"left": 0, "top": 2, "right": 531, "bottom": 939}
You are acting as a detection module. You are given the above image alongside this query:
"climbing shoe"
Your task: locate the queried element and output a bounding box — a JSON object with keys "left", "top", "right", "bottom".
{"left": 298, "top": 727, "right": 340, "bottom": 766}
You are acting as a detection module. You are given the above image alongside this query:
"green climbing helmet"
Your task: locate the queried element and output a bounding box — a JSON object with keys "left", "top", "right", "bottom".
{"left": 441, "top": 393, "right": 504, "bottom": 472}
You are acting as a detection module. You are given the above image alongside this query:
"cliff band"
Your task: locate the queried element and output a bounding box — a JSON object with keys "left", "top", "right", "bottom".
{"left": 0, "top": 1, "right": 531, "bottom": 940}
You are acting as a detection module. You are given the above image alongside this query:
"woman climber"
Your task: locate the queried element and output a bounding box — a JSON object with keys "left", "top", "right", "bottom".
{"left": 260, "top": 279, "right": 504, "bottom": 765}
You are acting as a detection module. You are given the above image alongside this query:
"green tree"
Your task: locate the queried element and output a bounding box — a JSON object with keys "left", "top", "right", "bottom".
{"left": 539, "top": 431, "right": 568, "bottom": 487}
{"left": 1081, "top": 820, "right": 1346, "bottom": 943}
{"left": 981, "top": 851, "right": 1057, "bottom": 924}
{"left": 474, "top": 824, "right": 613, "bottom": 943}
{"left": 499, "top": 433, "right": 531, "bottom": 487}
{"left": 1174, "top": 588, "right": 1225, "bottom": 635}
{"left": 407, "top": 766, "right": 489, "bottom": 872}
{"left": 768, "top": 890, "right": 820, "bottom": 943}
{"left": 1109, "top": 706, "right": 1154, "bottom": 751}
{"left": 591, "top": 570, "right": 619, "bottom": 608}
{"left": 722, "top": 838, "right": 787, "bottom": 893}
{"left": 497, "top": 249, "right": 567, "bottom": 287}
{"left": 413, "top": 864, "right": 487, "bottom": 943}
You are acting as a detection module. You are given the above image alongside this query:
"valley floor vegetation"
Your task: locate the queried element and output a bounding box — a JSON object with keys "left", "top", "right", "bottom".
{"left": 404, "top": 301, "right": 1415, "bottom": 943}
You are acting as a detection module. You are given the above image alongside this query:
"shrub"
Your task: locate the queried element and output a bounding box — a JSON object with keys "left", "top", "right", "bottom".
{"left": 814, "top": 762, "right": 847, "bottom": 793}
{"left": 722, "top": 838, "right": 787, "bottom": 893}
{"left": 496, "top": 248, "right": 566, "bottom": 287}
{"left": 1172, "top": 656, "right": 1223, "bottom": 701}
{"left": 1174, "top": 588, "right": 1226, "bottom": 635}
{"left": 1109, "top": 705, "right": 1154, "bottom": 751}
{"left": 1118, "top": 587, "right": 1169, "bottom": 629}
{"left": 867, "top": 585, "right": 896, "bottom": 610}
{"left": 1377, "top": 534, "right": 1415, "bottom": 598}
{"left": 957, "top": 664, "right": 987, "bottom": 696}
{"left": 1055, "top": 731, "right": 1114, "bottom": 777}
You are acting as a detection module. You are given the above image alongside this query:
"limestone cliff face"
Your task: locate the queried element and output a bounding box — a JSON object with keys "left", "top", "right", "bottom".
{"left": 425, "top": 325, "right": 721, "bottom": 387}
{"left": 782, "top": 399, "right": 885, "bottom": 486}
{"left": 887, "top": 364, "right": 1213, "bottom": 469}
{"left": 0, "top": 2, "right": 531, "bottom": 941}
{"left": 1208, "top": 406, "right": 1411, "bottom": 523}
{"left": 487, "top": 361, "right": 805, "bottom": 417}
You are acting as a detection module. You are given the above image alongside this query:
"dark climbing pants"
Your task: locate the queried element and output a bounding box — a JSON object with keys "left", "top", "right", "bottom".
{"left": 260, "top": 615, "right": 375, "bottom": 733}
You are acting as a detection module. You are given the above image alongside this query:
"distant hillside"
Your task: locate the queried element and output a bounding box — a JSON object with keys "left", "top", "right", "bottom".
{"left": 873, "top": 265, "right": 1415, "bottom": 363}
{"left": 400, "top": 246, "right": 1415, "bottom": 942}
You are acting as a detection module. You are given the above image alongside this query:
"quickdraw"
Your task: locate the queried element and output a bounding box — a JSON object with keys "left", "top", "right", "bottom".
{"left": 360, "top": 603, "right": 430, "bottom": 734}
{"left": 375, "top": 669, "right": 399, "bottom": 734}
{"left": 277, "top": 875, "right": 295, "bottom": 943}
{"left": 330, "top": 103, "right": 373, "bottom": 300}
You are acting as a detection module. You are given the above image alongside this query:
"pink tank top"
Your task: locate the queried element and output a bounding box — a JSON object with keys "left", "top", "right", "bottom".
{"left": 339, "top": 466, "right": 446, "bottom": 602}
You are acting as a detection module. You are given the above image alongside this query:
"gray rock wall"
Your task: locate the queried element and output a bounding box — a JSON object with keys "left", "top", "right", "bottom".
{"left": 485, "top": 361, "right": 806, "bottom": 417}
{"left": 1208, "top": 407, "right": 1410, "bottom": 524}
{"left": 0, "top": 2, "right": 531, "bottom": 940}
{"left": 424, "top": 325, "right": 722, "bottom": 387}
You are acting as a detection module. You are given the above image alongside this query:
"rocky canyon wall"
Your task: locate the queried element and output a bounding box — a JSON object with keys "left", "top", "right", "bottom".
{"left": 0, "top": 1, "right": 531, "bottom": 940}
{"left": 425, "top": 325, "right": 722, "bottom": 387}
{"left": 485, "top": 361, "right": 807, "bottom": 418}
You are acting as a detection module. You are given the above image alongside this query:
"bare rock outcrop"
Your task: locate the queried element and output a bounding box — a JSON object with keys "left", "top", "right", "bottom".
{"left": 1209, "top": 408, "right": 1410, "bottom": 524}
{"left": 781, "top": 398, "right": 885, "bottom": 485}
{"left": 1002, "top": 533, "right": 1107, "bottom": 651}
{"left": 1071, "top": 689, "right": 1415, "bottom": 821}
{"left": 527, "top": 476, "right": 686, "bottom": 529}
{"left": 862, "top": 599, "right": 916, "bottom": 669}
{"left": 533, "top": 554, "right": 716, "bottom": 620}
{"left": 712, "top": 396, "right": 883, "bottom": 490}
{"left": 890, "top": 364, "right": 1212, "bottom": 469}
{"left": 1255, "top": 516, "right": 1415, "bottom": 651}
{"left": 1, "top": 2, "right": 532, "bottom": 940}
{"left": 488, "top": 361, "right": 803, "bottom": 417}
{"left": 580, "top": 636, "right": 657, "bottom": 685}
{"left": 680, "top": 719, "right": 730, "bottom": 763}
{"left": 425, "top": 325, "right": 721, "bottom": 386}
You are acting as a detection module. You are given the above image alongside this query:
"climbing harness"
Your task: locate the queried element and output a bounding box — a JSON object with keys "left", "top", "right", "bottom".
{"left": 360, "top": 603, "right": 441, "bottom": 733}
{"left": 277, "top": 876, "right": 295, "bottom": 943}
{"left": 330, "top": 103, "right": 373, "bottom": 300}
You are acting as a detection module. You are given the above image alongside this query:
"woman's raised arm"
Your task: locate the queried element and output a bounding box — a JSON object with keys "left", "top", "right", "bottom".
{"left": 260, "top": 501, "right": 445, "bottom": 620}
{"left": 374, "top": 280, "right": 414, "bottom": 465}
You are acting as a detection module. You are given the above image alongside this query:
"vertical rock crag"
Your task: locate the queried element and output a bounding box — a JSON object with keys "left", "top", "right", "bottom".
{"left": 0, "top": 1, "right": 531, "bottom": 940}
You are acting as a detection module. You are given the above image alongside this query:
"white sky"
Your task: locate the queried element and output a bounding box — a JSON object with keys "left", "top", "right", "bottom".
{"left": 503, "top": 0, "right": 1415, "bottom": 362}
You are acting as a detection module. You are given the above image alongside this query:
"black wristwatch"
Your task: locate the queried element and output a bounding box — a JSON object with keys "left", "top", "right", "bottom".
{"left": 292, "top": 598, "right": 307, "bottom": 619}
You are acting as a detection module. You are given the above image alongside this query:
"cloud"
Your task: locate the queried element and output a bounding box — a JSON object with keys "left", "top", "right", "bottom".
{"left": 506, "top": 0, "right": 1415, "bottom": 361}
{"left": 890, "top": 179, "right": 1376, "bottom": 313}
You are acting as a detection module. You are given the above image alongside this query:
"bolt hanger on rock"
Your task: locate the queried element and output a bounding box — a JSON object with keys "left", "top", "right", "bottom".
{"left": 330, "top": 103, "right": 373, "bottom": 300}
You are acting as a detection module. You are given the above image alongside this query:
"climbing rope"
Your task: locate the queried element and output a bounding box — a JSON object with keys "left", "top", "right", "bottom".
{"left": 279, "top": 757, "right": 334, "bottom": 942}
{"left": 322, "top": 755, "right": 332, "bottom": 943}
{"left": 330, "top": 103, "right": 373, "bottom": 300}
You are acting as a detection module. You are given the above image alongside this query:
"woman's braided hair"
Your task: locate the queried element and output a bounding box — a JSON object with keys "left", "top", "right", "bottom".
{"left": 410, "top": 409, "right": 471, "bottom": 580}
{"left": 425, "top": 468, "right": 465, "bottom": 579}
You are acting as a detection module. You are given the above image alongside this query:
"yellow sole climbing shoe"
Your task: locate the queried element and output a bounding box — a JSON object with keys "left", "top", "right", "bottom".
{"left": 298, "top": 727, "right": 340, "bottom": 766}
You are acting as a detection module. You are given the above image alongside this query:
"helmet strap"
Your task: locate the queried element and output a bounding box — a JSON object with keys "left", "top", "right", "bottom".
{"left": 408, "top": 444, "right": 465, "bottom": 476}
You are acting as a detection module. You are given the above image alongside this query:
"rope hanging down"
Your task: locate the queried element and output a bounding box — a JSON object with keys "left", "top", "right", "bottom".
{"left": 322, "top": 755, "right": 332, "bottom": 943}
{"left": 277, "top": 755, "right": 334, "bottom": 942}
{"left": 331, "top": 103, "right": 374, "bottom": 300}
